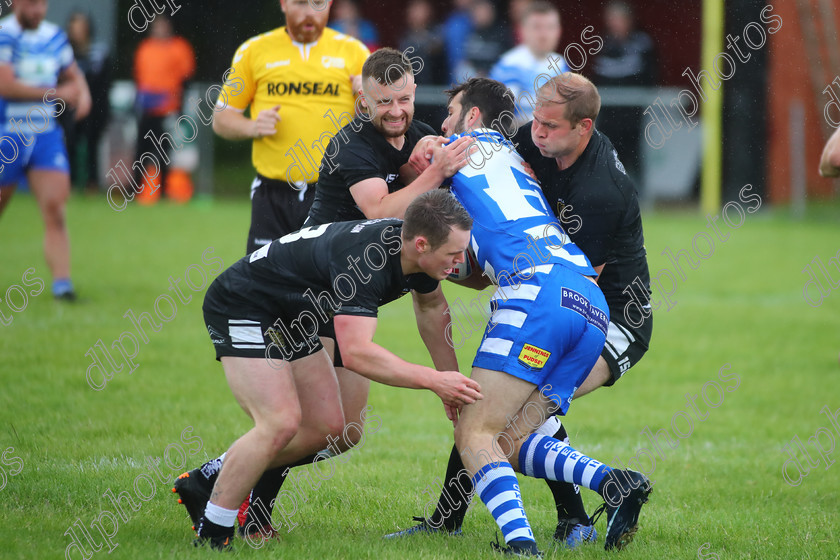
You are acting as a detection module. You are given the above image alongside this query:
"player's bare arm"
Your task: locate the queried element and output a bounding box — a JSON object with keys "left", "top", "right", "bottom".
{"left": 819, "top": 125, "right": 840, "bottom": 178}
{"left": 212, "top": 103, "right": 281, "bottom": 140}
{"left": 407, "top": 134, "right": 444, "bottom": 175}
{"left": 351, "top": 136, "right": 475, "bottom": 219}
{"left": 451, "top": 268, "right": 493, "bottom": 290}
{"left": 0, "top": 62, "right": 55, "bottom": 101}
{"left": 412, "top": 286, "right": 459, "bottom": 372}
{"left": 413, "top": 286, "right": 468, "bottom": 423}
{"left": 58, "top": 62, "right": 91, "bottom": 120}
{"left": 333, "top": 314, "right": 482, "bottom": 407}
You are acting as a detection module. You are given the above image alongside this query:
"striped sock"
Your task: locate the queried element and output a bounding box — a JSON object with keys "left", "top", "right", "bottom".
{"left": 518, "top": 433, "right": 611, "bottom": 492}
{"left": 472, "top": 462, "right": 534, "bottom": 544}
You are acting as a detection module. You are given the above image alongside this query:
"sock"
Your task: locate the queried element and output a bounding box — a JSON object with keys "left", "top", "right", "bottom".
{"left": 427, "top": 444, "right": 472, "bottom": 530}
{"left": 244, "top": 465, "right": 290, "bottom": 526}
{"left": 543, "top": 424, "right": 589, "bottom": 523}
{"left": 52, "top": 278, "right": 73, "bottom": 296}
{"left": 518, "top": 433, "right": 611, "bottom": 492}
{"left": 203, "top": 501, "right": 238, "bottom": 528}
{"left": 473, "top": 462, "right": 534, "bottom": 544}
{"left": 244, "top": 452, "right": 325, "bottom": 527}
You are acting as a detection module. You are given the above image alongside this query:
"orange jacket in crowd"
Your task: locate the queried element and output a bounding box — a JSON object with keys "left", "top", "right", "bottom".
{"left": 133, "top": 35, "right": 196, "bottom": 116}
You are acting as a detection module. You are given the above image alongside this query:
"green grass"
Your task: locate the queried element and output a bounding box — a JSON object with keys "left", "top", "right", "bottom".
{"left": 1, "top": 194, "right": 839, "bottom": 559}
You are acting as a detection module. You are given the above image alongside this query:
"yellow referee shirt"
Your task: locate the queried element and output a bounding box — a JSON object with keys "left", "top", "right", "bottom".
{"left": 220, "top": 26, "right": 369, "bottom": 184}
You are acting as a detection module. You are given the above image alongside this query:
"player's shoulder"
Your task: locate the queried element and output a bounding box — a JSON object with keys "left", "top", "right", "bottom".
{"left": 586, "top": 130, "right": 637, "bottom": 200}
{"left": 496, "top": 44, "right": 531, "bottom": 66}
{"left": 336, "top": 218, "right": 403, "bottom": 250}
{"left": 408, "top": 119, "right": 436, "bottom": 140}
{"left": 341, "top": 118, "right": 377, "bottom": 148}
{"left": 0, "top": 14, "right": 18, "bottom": 37}
{"left": 320, "top": 27, "right": 370, "bottom": 55}
{"left": 325, "top": 119, "right": 379, "bottom": 166}
{"left": 32, "top": 20, "right": 69, "bottom": 47}
{"left": 232, "top": 27, "right": 284, "bottom": 58}
{"left": 0, "top": 16, "right": 17, "bottom": 46}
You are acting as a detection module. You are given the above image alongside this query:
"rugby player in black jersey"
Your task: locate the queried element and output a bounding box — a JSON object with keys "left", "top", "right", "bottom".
{"left": 190, "top": 191, "right": 482, "bottom": 550}
{"left": 389, "top": 72, "right": 653, "bottom": 549}
{"left": 176, "top": 48, "right": 475, "bottom": 543}
{"left": 306, "top": 47, "right": 474, "bottom": 224}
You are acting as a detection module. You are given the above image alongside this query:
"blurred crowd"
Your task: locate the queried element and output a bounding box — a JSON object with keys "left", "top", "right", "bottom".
{"left": 60, "top": 0, "right": 659, "bottom": 193}
{"left": 334, "top": 0, "right": 657, "bottom": 177}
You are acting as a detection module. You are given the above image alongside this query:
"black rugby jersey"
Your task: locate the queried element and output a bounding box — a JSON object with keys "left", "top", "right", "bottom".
{"left": 204, "top": 219, "right": 438, "bottom": 320}
{"left": 306, "top": 117, "right": 436, "bottom": 225}
{"left": 512, "top": 125, "right": 651, "bottom": 305}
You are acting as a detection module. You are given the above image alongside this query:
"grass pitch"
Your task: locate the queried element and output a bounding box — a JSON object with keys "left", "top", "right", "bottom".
{"left": 1, "top": 194, "right": 838, "bottom": 559}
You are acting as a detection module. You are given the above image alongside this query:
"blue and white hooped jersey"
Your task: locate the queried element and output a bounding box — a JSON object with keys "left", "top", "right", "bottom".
{"left": 489, "top": 47, "right": 569, "bottom": 121}
{"left": 0, "top": 15, "right": 73, "bottom": 133}
{"left": 446, "top": 129, "right": 597, "bottom": 284}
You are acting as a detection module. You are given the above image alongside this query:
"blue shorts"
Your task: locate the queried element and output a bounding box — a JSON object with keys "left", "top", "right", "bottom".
{"left": 0, "top": 127, "right": 70, "bottom": 185}
{"left": 473, "top": 264, "right": 608, "bottom": 415}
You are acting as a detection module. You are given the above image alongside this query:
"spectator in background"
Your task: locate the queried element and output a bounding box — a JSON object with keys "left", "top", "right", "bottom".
{"left": 490, "top": 1, "right": 566, "bottom": 123}
{"left": 64, "top": 12, "right": 110, "bottom": 194}
{"left": 455, "top": 0, "right": 511, "bottom": 80}
{"left": 442, "top": 0, "right": 473, "bottom": 83}
{"left": 331, "top": 0, "right": 379, "bottom": 51}
{"left": 591, "top": 1, "right": 656, "bottom": 182}
{"left": 399, "top": 0, "right": 445, "bottom": 85}
{"left": 132, "top": 14, "right": 195, "bottom": 202}
{"left": 507, "top": 0, "right": 533, "bottom": 44}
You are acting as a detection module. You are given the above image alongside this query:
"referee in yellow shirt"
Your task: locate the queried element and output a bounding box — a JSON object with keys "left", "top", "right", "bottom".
{"left": 213, "top": 0, "right": 369, "bottom": 253}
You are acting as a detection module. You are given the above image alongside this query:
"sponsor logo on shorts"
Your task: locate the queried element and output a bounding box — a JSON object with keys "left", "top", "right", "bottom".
{"left": 207, "top": 325, "right": 225, "bottom": 344}
{"left": 518, "top": 343, "right": 550, "bottom": 369}
{"left": 562, "top": 287, "right": 608, "bottom": 335}
{"left": 588, "top": 306, "right": 608, "bottom": 336}
{"left": 561, "top": 287, "right": 590, "bottom": 317}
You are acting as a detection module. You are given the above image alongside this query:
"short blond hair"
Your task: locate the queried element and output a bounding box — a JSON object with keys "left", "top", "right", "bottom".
{"left": 537, "top": 73, "right": 601, "bottom": 126}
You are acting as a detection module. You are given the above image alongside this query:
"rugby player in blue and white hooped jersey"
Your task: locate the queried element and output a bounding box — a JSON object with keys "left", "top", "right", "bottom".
{"left": 439, "top": 78, "right": 651, "bottom": 555}
{"left": 0, "top": 0, "right": 91, "bottom": 300}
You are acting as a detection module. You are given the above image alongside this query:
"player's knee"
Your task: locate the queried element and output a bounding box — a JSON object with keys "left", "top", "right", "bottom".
{"left": 323, "top": 412, "right": 346, "bottom": 442}
{"left": 261, "top": 410, "right": 303, "bottom": 453}
{"left": 42, "top": 198, "right": 67, "bottom": 227}
{"left": 453, "top": 424, "right": 471, "bottom": 453}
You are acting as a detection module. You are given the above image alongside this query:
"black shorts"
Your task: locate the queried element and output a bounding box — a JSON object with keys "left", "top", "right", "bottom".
{"left": 600, "top": 301, "right": 653, "bottom": 386}
{"left": 203, "top": 308, "right": 322, "bottom": 364}
{"left": 316, "top": 319, "right": 344, "bottom": 368}
{"left": 246, "top": 175, "right": 317, "bottom": 254}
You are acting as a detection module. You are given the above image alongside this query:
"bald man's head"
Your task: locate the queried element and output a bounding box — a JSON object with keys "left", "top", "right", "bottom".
{"left": 536, "top": 73, "right": 601, "bottom": 127}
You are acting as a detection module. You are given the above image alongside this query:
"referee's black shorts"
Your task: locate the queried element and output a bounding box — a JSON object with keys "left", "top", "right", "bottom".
{"left": 246, "top": 174, "right": 317, "bottom": 255}
{"left": 600, "top": 301, "right": 653, "bottom": 386}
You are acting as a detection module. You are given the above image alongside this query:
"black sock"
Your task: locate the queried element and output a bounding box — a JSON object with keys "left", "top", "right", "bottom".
{"left": 544, "top": 424, "right": 590, "bottom": 523}
{"left": 245, "top": 453, "right": 321, "bottom": 526}
{"left": 427, "top": 444, "right": 473, "bottom": 531}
